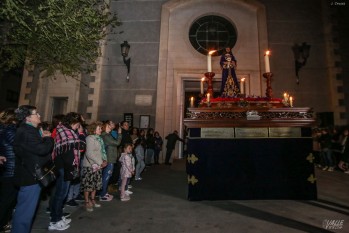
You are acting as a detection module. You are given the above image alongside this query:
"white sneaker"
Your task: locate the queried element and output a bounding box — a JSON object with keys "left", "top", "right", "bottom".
{"left": 48, "top": 220, "right": 70, "bottom": 231}
{"left": 62, "top": 216, "right": 72, "bottom": 224}
{"left": 128, "top": 185, "right": 133, "bottom": 189}
{"left": 125, "top": 190, "right": 133, "bottom": 195}
{"left": 120, "top": 196, "right": 130, "bottom": 201}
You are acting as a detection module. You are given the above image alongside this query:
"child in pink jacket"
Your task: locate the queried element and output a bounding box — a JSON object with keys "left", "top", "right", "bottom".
{"left": 119, "top": 143, "right": 134, "bottom": 201}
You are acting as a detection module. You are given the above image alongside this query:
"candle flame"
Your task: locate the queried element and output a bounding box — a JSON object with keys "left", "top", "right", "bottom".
{"left": 201, "top": 77, "right": 205, "bottom": 81}
{"left": 265, "top": 50, "right": 270, "bottom": 56}
{"left": 190, "top": 97, "right": 194, "bottom": 101}
{"left": 241, "top": 78, "right": 245, "bottom": 82}
{"left": 208, "top": 50, "right": 216, "bottom": 55}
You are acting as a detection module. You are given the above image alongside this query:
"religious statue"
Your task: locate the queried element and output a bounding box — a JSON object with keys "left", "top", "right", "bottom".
{"left": 220, "top": 47, "right": 240, "bottom": 97}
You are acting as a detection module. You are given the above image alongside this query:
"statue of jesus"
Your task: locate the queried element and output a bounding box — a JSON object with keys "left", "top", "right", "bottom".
{"left": 220, "top": 47, "right": 240, "bottom": 97}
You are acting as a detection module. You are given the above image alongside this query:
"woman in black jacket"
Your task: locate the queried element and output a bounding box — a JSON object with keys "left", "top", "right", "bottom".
{"left": 11, "top": 105, "right": 54, "bottom": 233}
{"left": 0, "top": 108, "right": 17, "bottom": 232}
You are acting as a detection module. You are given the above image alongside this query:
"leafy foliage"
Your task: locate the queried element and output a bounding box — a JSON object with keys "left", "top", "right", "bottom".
{"left": 0, "top": 0, "right": 121, "bottom": 76}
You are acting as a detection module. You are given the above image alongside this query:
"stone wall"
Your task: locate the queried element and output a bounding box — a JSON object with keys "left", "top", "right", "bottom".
{"left": 16, "top": 0, "right": 348, "bottom": 159}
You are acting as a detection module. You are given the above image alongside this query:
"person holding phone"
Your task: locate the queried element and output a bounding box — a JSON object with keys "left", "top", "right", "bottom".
{"left": 11, "top": 105, "right": 54, "bottom": 233}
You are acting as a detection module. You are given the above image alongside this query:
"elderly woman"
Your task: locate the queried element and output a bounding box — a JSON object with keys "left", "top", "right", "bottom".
{"left": 100, "top": 120, "right": 122, "bottom": 201}
{"left": 11, "top": 105, "right": 54, "bottom": 233}
{"left": 81, "top": 121, "right": 107, "bottom": 211}
{"left": 0, "top": 108, "right": 17, "bottom": 232}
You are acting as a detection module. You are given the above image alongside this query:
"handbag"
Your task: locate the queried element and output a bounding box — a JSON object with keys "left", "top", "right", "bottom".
{"left": 85, "top": 156, "right": 100, "bottom": 173}
{"left": 33, "top": 159, "right": 57, "bottom": 187}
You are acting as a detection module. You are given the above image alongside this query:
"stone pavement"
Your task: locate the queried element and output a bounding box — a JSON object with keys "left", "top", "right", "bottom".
{"left": 31, "top": 159, "right": 349, "bottom": 233}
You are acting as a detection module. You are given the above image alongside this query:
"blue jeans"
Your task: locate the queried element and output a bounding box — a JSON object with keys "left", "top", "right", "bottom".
{"left": 154, "top": 149, "right": 161, "bottom": 164}
{"left": 100, "top": 163, "right": 114, "bottom": 197}
{"left": 146, "top": 149, "right": 154, "bottom": 164}
{"left": 135, "top": 154, "right": 145, "bottom": 179}
{"left": 321, "top": 148, "right": 334, "bottom": 167}
{"left": 67, "top": 182, "right": 80, "bottom": 201}
{"left": 11, "top": 184, "right": 41, "bottom": 233}
{"left": 50, "top": 169, "right": 70, "bottom": 222}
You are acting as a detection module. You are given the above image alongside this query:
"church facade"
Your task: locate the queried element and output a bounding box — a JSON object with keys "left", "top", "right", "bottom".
{"left": 18, "top": 0, "right": 348, "bottom": 157}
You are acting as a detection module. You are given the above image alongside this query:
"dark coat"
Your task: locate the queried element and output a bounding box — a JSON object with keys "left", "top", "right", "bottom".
{"left": 13, "top": 123, "right": 54, "bottom": 186}
{"left": 0, "top": 124, "right": 16, "bottom": 178}
{"left": 146, "top": 134, "right": 156, "bottom": 150}
{"left": 120, "top": 128, "right": 133, "bottom": 147}
{"left": 165, "top": 133, "right": 182, "bottom": 150}
{"left": 101, "top": 131, "right": 122, "bottom": 163}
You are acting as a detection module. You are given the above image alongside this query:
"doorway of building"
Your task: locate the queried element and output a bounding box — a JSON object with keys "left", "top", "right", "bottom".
{"left": 51, "top": 97, "right": 68, "bottom": 120}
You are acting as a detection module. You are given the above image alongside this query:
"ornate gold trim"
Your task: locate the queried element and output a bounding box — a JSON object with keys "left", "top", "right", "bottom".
{"left": 187, "top": 111, "right": 314, "bottom": 120}
{"left": 306, "top": 153, "right": 315, "bottom": 163}
{"left": 307, "top": 174, "right": 317, "bottom": 184}
{"left": 188, "top": 175, "right": 198, "bottom": 185}
{"left": 187, "top": 154, "right": 199, "bottom": 164}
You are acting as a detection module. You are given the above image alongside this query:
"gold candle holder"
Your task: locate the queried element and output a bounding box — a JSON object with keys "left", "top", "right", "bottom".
{"left": 263, "top": 72, "right": 273, "bottom": 99}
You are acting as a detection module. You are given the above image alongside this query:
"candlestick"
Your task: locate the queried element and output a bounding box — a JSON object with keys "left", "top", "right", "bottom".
{"left": 190, "top": 97, "right": 194, "bottom": 108}
{"left": 207, "top": 50, "right": 216, "bottom": 72}
{"left": 200, "top": 77, "right": 205, "bottom": 94}
{"left": 289, "top": 96, "right": 293, "bottom": 107}
{"left": 204, "top": 72, "right": 215, "bottom": 97}
{"left": 207, "top": 93, "right": 210, "bottom": 103}
{"left": 240, "top": 78, "right": 245, "bottom": 94}
{"left": 264, "top": 50, "right": 270, "bottom": 73}
{"left": 263, "top": 72, "right": 273, "bottom": 98}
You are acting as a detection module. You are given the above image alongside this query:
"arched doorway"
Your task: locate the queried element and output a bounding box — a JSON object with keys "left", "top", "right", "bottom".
{"left": 156, "top": 0, "right": 268, "bottom": 159}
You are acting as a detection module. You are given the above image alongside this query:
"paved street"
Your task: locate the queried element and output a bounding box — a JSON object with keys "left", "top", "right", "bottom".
{"left": 31, "top": 159, "right": 349, "bottom": 233}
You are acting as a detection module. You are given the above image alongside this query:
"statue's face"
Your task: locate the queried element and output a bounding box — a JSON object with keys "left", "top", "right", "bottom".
{"left": 225, "top": 47, "right": 231, "bottom": 53}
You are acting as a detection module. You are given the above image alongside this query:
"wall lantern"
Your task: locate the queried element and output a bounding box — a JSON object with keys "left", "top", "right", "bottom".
{"left": 292, "top": 42, "right": 311, "bottom": 84}
{"left": 120, "top": 41, "right": 131, "bottom": 81}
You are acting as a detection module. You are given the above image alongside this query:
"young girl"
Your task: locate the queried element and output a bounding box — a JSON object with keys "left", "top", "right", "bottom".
{"left": 119, "top": 144, "right": 134, "bottom": 201}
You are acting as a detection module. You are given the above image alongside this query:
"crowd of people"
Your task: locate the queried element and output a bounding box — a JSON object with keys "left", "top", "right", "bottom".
{"left": 312, "top": 126, "right": 349, "bottom": 173}
{"left": 1, "top": 105, "right": 349, "bottom": 232}
{"left": 0, "top": 105, "right": 184, "bottom": 232}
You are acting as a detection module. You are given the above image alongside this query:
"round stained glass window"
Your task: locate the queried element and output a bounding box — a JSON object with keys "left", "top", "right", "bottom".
{"left": 189, "top": 15, "right": 237, "bottom": 56}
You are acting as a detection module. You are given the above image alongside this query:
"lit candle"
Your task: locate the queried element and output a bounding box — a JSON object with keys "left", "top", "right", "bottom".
{"left": 240, "top": 78, "right": 245, "bottom": 94}
{"left": 283, "top": 92, "right": 287, "bottom": 101}
{"left": 200, "top": 77, "right": 205, "bottom": 94}
{"left": 207, "top": 50, "right": 216, "bottom": 72}
{"left": 289, "top": 96, "right": 293, "bottom": 107}
{"left": 264, "top": 50, "right": 270, "bottom": 73}
{"left": 207, "top": 93, "right": 210, "bottom": 103}
{"left": 190, "top": 97, "right": 194, "bottom": 108}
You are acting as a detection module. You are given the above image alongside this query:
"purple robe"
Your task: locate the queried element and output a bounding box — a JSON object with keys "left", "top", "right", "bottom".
{"left": 220, "top": 52, "right": 240, "bottom": 97}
